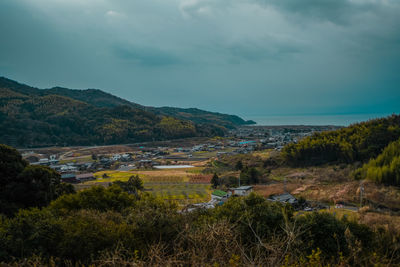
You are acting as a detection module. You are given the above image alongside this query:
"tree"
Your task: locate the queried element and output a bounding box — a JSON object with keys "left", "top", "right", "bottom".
{"left": 235, "top": 160, "right": 243, "bottom": 171}
{"left": 211, "top": 173, "right": 219, "bottom": 188}
{"left": 13, "top": 165, "right": 62, "bottom": 207}
{"left": 239, "top": 167, "right": 260, "bottom": 185}
{"left": 0, "top": 144, "right": 74, "bottom": 215}
{"left": 0, "top": 144, "right": 28, "bottom": 187}
{"left": 113, "top": 175, "right": 144, "bottom": 194}
{"left": 50, "top": 185, "right": 136, "bottom": 212}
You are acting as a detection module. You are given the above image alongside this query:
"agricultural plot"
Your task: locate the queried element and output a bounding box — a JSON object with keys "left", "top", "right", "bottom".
{"left": 83, "top": 168, "right": 211, "bottom": 203}
{"left": 192, "top": 147, "right": 235, "bottom": 158}
{"left": 59, "top": 155, "right": 94, "bottom": 164}
{"left": 146, "top": 183, "right": 211, "bottom": 203}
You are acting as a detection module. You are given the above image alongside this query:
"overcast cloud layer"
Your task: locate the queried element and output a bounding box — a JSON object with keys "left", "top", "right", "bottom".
{"left": 1, "top": 0, "right": 399, "bottom": 118}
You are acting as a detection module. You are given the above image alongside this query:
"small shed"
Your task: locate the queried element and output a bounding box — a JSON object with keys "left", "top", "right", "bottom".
{"left": 268, "top": 193, "right": 297, "bottom": 204}
{"left": 233, "top": 186, "right": 253, "bottom": 196}
{"left": 211, "top": 190, "right": 228, "bottom": 201}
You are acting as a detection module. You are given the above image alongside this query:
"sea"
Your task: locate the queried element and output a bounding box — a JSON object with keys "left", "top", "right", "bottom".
{"left": 245, "top": 113, "right": 396, "bottom": 127}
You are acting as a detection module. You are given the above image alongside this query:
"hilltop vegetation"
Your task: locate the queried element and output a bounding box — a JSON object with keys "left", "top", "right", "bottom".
{"left": 282, "top": 114, "right": 400, "bottom": 165}
{"left": 353, "top": 138, "right": 400, "bottom": 186}
{"left": 149, "top": 106, "right": 255, "bottom": 129}
{"left": 0, "top": 77, "right": 241, "bottom": 147}
{"left": 0, "top": 77, "right": 253, "bottom": 147}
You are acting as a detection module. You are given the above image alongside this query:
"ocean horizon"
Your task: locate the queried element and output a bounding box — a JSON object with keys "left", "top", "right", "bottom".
{"left": 245, "top": 113, "right": 396, "bottom": 126}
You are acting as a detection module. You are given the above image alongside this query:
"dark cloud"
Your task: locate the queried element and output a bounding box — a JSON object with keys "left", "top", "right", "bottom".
{"left": 0, "top": 0, "right": 399, "bottom": 118}
{"left": 255, "top": 0, "right": 379, "bottom": 24}
{"left": 226, "top": 41, "right": 303, "bottom": 63}
{"left": 113, "top": 45, "right": 183, "bottom": 66}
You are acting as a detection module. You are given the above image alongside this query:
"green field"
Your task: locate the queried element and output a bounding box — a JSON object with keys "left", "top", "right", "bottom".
{"left": 144, "top": 183, "right": 211, "bottom": 202}
{"left": 59, "top": 156, "right": 94, "bottom": 164}
{"left": 82, "top": 169, "right": 211, "bottom": 204}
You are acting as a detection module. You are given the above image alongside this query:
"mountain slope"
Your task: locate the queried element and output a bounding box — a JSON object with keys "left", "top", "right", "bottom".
{"left": 148, "top": 107, "right": 255, "bottom": 129}
{"left": 0, "top": 77, "right": 229, "bottom": 147}
{"left": 282, "top": 114, "right": 400, "bottom": 165}
{"left": 0, "top": 77, "right": 255, "bottom": 127}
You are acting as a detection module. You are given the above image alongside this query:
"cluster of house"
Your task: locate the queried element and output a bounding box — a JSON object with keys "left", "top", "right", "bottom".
{"left": 211, "top": 186, "right": 254, "bottom": 202}
{"left": 228, "top": 125, "right": 341, "bottom": 151}
{"left": 186, "top": 188, "right": 316, "bottom": 213}
{"left": 184, "top": 186, "right": 254, "bottom": 212}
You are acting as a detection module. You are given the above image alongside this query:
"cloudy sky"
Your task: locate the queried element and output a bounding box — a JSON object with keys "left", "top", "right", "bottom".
{"left": 1, "top": 0, "right": 399, "bottom": 119}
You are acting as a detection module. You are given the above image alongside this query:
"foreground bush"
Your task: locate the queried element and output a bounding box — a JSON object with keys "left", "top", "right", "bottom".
{"left": 1, "top": 192, "right": 399, "bottom": 266}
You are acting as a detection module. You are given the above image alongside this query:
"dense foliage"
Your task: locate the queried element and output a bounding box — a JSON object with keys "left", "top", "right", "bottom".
{"left": 0, "top": 144, "right": 74, "bottom": 215}
{"left": 282, "top": 114, "right": 400, "bottom": 165}
{"left": 0, "top": 145, "right": 399, "bottom": 265}
{"left": 112, "top": 175, "right": 144, "bottom": 195}
{"left": 353, "top": 138, "right": 400, "bottom": 186}
{"left": 0, "top": 89, "right": 208, "bottom": 147}
{"left": 0, "top": 77, "right": 252, "bottom": 147}
{"left": 0, "top": 191, "right": 398, "bottom": 266}
{"left": 149, "top": 106, "right": 255, "bottom": 129}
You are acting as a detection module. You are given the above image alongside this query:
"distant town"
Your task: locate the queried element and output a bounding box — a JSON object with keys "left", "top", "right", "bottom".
{"left": 20, "top": 125, "right": 340, "bottom": 183}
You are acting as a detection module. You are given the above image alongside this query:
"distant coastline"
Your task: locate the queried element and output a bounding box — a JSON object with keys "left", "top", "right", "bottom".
{"left": 245, "top": 113, "right": 396, "bottom": 126}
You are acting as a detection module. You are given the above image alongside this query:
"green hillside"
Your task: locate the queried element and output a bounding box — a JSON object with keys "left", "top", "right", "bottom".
{"left": 0, "top": 77, "right": 228, "bottom": 147}
{"left": 149, "top": 106, "right": 255, "bottom": 129}
{"left": 282, "top": 114, "right": 400, "bottom": 165}
{"left": 0, "top": 77, "right": 254, "bottom": 128}
{"left": 353, "top": 138, "right": 400, "bottom": 186}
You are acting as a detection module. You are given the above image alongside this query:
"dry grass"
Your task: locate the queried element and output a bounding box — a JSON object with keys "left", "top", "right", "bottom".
{"left": 359, "top": 211, "right": 400, "bottom": 233}
{"left": 254, "top": 164, "right": 400, "bottom": 211}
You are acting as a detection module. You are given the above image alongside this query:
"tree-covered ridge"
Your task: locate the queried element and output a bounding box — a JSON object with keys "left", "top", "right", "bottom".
{"left": 0, "top": 92, "right": 202, "bottom": 147}
{"left": 282, "top": 114, "right": 400, "bottom": 165}
{"left": 0, "top": 76, "right": 254, "bottom": 135}
{"left": 0, "top": 78, "right": 228, "bottom": 147}
{"left": 149, "top": 106, "right": 256, "bottom": 129}
{"left": 353, "top": 138, "right": 400, "bottom": 186}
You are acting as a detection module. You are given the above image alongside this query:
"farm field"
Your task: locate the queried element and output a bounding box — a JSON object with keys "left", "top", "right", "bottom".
{"left": 59, "top": 155, "right": 94, "bottom": 164}
{"left": 77, "top": 168, "right": 212, "bottom": 204}
{"left": 192, "top": 147, "right": 236, "bottom": 158}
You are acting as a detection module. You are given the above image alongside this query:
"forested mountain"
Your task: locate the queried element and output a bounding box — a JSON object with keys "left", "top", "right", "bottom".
{"left": 0, "top": 77, "right": 254, "bottom": 129}
{"left": 0, "top": 77, "right": 236, "bottom": 147}
{"left": 148, "top": 106, "right": 255, "bottom": 129}
{"left": 282, "top": 114, "right": 400, "bottom": 165}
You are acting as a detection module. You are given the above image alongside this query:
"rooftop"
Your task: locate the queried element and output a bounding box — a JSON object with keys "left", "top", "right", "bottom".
{"left": 235, "top": 186, "right": 253, "bottom": 190}
{"left": 212, "top": 190, "right": 228, "bottom": 197}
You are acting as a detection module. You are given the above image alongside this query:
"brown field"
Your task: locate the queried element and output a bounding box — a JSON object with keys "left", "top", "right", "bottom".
{"left": 189, "top": 174, "right": 213, "bottom": 183}
{"left": 254, "top": 164, "right": 400, "bottom": 211}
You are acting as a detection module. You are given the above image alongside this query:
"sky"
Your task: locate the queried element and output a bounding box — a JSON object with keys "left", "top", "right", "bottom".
{"left": 0, "top": 0, "right": 399, "bottom": 120}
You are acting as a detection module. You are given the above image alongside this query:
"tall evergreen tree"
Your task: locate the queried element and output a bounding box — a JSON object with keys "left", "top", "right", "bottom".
{"left": 211, "top": 173, "right": 219, "bottom": 188}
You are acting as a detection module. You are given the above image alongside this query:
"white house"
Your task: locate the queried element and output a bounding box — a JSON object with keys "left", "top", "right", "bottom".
{"left": 233, "top": 186, "right": 253, "bottom": 196}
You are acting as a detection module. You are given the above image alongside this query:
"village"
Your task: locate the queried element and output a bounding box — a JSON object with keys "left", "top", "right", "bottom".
{"left": 18, "top": 125, "right": 341, "bottom": 212}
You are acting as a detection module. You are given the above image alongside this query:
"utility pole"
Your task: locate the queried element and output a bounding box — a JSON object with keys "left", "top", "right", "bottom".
{"left": 284, "top": 177, "right": 287, "bottom": 193}
{"left": 360, "top": 182, "right": 365, "bottom": 208}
